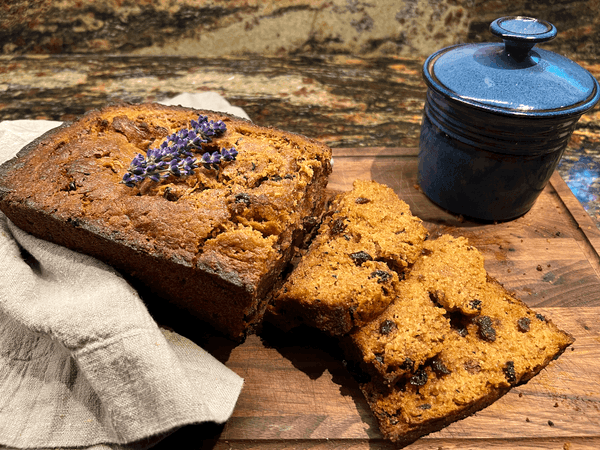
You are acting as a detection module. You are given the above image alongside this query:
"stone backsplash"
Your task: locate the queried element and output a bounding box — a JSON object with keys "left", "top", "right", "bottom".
{"left": 2, "top": 0, "right": 599, "bottom": 59}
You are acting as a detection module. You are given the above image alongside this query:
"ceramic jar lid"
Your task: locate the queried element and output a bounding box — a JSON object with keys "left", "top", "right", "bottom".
{"left": 423, "top": 16, "right": 600, "bottom": 117}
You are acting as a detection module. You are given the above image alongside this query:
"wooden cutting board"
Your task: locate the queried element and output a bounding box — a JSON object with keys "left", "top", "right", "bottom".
{"left": 154, "top": 148, "right": 600, "bottom": 449}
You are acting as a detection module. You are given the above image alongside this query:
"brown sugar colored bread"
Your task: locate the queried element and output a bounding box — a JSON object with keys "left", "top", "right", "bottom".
{"left": 409, "top": 233, "right": 490, "bottom": 316}
{"left": 348, "top": 234, "right": 574, "bottom": 445}
{"left": 348, "top": 277, "right": 452, "bottom": 386}
{"left": 0, "top": 102, "right": 333, "bottom": 340}
{"left": 268, "top": 180, "right": 428, "bottom": 335}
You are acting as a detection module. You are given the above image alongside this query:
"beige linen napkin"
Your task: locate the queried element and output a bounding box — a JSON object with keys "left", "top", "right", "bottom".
{"left": 0, "top": 94, "right": 247, "bottom": 449}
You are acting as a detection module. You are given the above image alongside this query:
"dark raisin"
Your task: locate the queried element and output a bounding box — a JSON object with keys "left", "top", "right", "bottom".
{"left": 399, "top": 357, "right": 414, "bottom": 371}
{"left": 67, "top": 181, "right": 77, "bottom": 191}
{"left": 431, "top": 357, "right": 451, "bottom": 376}
{"left": 350, "top": 251, "right": 373, "bottom": 266}
{"left": 535, "top": 313, "right": 547, "bottom": 322}
{"left": 379, "top": 319, "right": 397, "bottom": 335}
{"left": 369, "top": 270, "right": 392, "bottom": 283}
{"left": 418, "top": 403, "right": 432, "bottom": 410}
{"left": 355, "top": 197, "right": 371, "bottom": 204}
{"left": 374, "top": 353, "right": 384, "bottom": 365}
{"left": 271, "top": 175, "right": 283, "bottom": 182}
{"left": 409, "top": 369, "right": 428, "bottom": 386}
{"left": 517, "top": 317, "right": 531, "bottom": 332}
{"left": 474, "top": 315, "right": 496, "bottom": 342}
{"left": 330, "top": 217, "right": 347, "bottom": 235}
{"left": 469, "top": 299, "right": 482, "bottom": 311}
{"left": 234, "top": 193, "right": 251, "bottom": 206}
{"left": 503, "top": 361, "right": 517, "bottom": 384}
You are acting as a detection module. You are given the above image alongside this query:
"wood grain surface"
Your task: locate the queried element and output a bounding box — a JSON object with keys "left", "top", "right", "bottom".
{"left": 152, "top": 148, "right": 600, "bottom": 450}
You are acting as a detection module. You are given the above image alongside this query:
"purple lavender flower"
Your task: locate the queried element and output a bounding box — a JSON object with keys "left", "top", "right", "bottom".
{"left": 182, "top": 156, "right": 199, "bottom": 175}
{"left": 192, "top": 115, "right": 227, "bottom": 140}
{"left": 221, "top": 147, "right": 238, "bottom": 162}
{"left": 121, "top": 114, "right": 238, "bottom": 187}
{"left": 200, "top": 151, "right": 222, "bottom": 170}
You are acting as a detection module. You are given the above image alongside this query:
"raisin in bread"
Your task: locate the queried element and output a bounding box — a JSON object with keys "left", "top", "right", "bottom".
{"left": 0, "top": 102, "right": 333, "bottom": 340}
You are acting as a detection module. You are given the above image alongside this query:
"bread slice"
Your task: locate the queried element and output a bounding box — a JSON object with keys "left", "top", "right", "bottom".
{"left": 349, "top": 234, "right": 574, "bottom": 444}
{"left": 0, "top": 102, "right": 332, "bottom": 340}
{"left": 348, "top": 277, "right": 452, "bottom": 386}
{"left": 268, "top": 180, "right": 428, "bottom": 335}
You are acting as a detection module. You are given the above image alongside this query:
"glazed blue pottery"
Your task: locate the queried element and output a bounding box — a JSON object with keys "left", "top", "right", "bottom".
{"left": 418, "top": 16, "right": 600, "bottom": 221}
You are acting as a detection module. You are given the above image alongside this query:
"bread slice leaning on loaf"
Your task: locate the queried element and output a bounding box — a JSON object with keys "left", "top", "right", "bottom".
{"left": 0, "top": 102, "right": 333, "bottom": 340}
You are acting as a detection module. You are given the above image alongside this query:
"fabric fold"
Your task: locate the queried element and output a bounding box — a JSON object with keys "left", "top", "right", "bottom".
{"left": 0, "top": 216, "right": 243, "bottom": 448}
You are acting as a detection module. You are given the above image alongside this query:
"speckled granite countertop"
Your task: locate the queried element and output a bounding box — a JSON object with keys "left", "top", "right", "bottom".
{"left": 1, "top": 54, "right": 599, "bottom": 226}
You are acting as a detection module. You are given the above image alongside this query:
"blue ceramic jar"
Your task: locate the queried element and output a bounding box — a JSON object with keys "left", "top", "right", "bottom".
{"left": 418, "top": 16, "right": 600, "bottom": 221}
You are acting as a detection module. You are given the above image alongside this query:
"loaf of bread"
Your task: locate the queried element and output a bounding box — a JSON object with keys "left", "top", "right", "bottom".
{"left": 0, "top": 103, "right": 333, "bottom": 340}
{"left": 268, "top": 180, "right": 428, "bottom": 335}
{"left": 349, "top": 234, "right": 574, "bottom": 445}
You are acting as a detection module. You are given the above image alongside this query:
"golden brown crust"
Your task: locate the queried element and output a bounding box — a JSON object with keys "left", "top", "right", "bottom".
{"left": 0, "top": 102, "right": 333, "bottom": 340}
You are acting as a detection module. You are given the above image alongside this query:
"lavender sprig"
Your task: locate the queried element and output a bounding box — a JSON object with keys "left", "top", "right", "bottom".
{"left": 121, "top": 115, "right": 237, "bottom": 187}
{"left": 199, "top": 147, "right": 238, "bottom": 170}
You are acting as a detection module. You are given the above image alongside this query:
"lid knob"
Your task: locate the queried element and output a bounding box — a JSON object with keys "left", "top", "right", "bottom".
{"left": 490, "top": 16, "right": 557, "bottom": 60}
